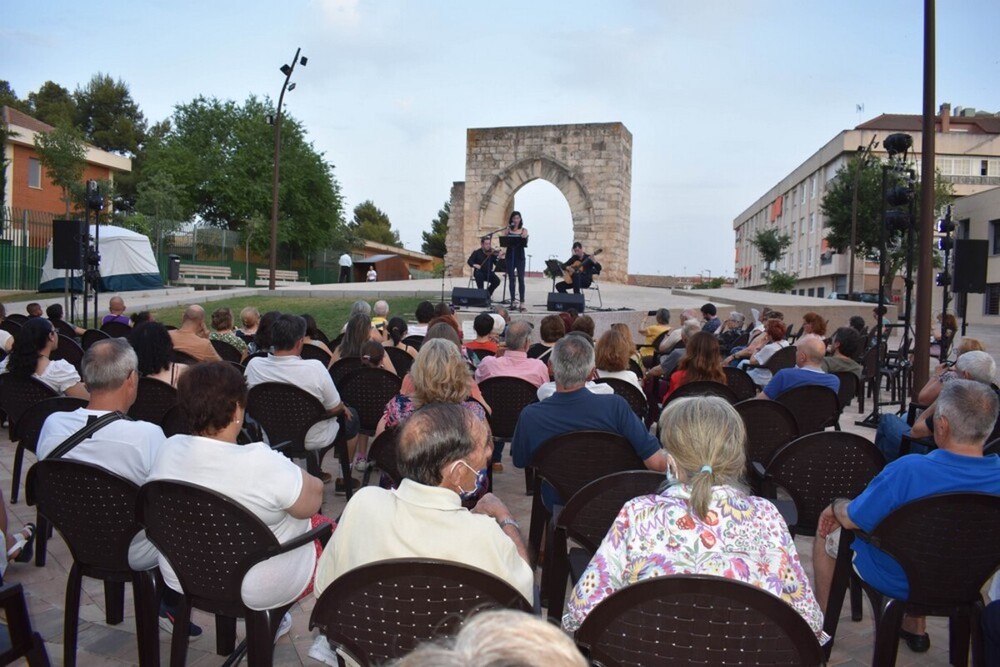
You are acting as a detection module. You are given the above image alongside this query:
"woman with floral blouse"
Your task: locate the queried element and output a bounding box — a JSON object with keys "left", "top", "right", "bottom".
{"left": 562, "top": 396, "right": 827, "bottom": 643}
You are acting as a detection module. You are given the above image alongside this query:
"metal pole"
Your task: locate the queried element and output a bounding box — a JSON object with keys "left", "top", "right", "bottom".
{"left": 913, "top": 0, "right": 936, "bottom": 394}
{"left": 270, "top": 47, "right": 301, "bottom": 292}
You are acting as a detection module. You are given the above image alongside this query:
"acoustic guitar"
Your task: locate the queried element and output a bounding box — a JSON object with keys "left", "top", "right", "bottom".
{"left": 563, "top": 248, "right": 603, "bottom": 284}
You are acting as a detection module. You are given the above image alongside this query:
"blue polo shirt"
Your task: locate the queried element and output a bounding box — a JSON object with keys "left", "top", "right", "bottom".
{"left": 763, "top": 366, "right": 840, "bottom": 399}
{"left": 511, "top": 388, "right": 661, "bottom": 508}
{"left": 848, "top": 449, "right": 1000, "bottom": 599}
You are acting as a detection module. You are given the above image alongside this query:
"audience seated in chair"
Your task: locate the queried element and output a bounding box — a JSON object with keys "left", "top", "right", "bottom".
{"left": 813, "top": 379, "right": 1000, "bottom": 654}
{"left": 700, "top": 303, "right": 721, "bottom": 334}
{"left": 716, "top": 311, "right": 746, "bottom": 354}
{"left": 209, "top": 307, "right": 249, "bottom": 358}
{"left": 245, "top": 314, "right": 360, "bottom": 487}
{"left": 526, "top": 315, "right": 565, "bottom": 362}
{"left": 129, "top": 322, "right": 187, "bottom": 388}
{"left": 821, "top": 327, "right": 863, "bottom": 379}
{"left": 874, "top": 350, "right": 996, "bottom": 462}
{"left": 512, "top": 333, "right": 666, "bottom": 511}
{"left": 646, "top": 320, "right": 702, "bottom": 382}
{"left": 332, "top": 313, "right": 396, "bottom": 374}
{"left": 406, "top": 301, "right": 435, "bottom": 337}
{"left": 562, "top": 396, "right": 826, "bottom": 642}
{"left": 914, "top": 337, "right": 986, "bottom": 405}
{"left": 638, "top": 308, "right": 671, "bottom": 359}
{"left": 729, "top": 318, "right": 789, "bottom": 387}
{"left": 102, "top": 296, "right": 130, "bottom": 327}
{"left": 0, "top": 318, "right": 88, "bottom": 399}
{"left": 474, "top": 321, "right": 548, "bottom": 388}
{"left": 465, "top": 313, "right": 499, "bottom": 356}
{"left": 46, "top": 303, "right": 85, "bottom": 338}
{"left": 661, "top": 331, "right": 727, "bottom": 402}
{"left": 761, "top": 336, "right": 840, "bottom": 400}
{"left": 383, "top": 317, "right": 418, "bottom": 359}
{"left": 168, "top": 305, "right": 221, "bottom": 363}
{"left": 594, "top": 328, "right": 643, "bottom": 391}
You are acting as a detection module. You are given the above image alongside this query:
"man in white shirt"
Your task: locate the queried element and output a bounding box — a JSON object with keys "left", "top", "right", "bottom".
{"left": 38, "top": 338, "right": 165, "bottom": 571}
{"left": 366, "top": 267, "right": 377, "bottom": 282}
{"left": 245, "top": 314, "right": 360, "bottom": 491}
{"left": 338, "top": 252, "right": 353, "bottom": 283}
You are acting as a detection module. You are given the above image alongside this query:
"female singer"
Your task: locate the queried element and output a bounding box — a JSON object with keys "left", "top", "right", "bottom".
{"left": 503, "top": 211, "right": 529, "bottom": 310}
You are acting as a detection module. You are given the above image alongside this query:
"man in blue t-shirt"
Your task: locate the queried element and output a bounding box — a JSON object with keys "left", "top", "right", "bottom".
{"left": 813, "top": 380, "right": 1000, "bottom": 654}
{"left": 761, "top": 335, "right": 839, "bottom": 399}
{"left": 511, "top": 333, "right": 666, "bottom": 509}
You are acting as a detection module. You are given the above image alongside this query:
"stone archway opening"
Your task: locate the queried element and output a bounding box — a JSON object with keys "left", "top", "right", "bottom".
{"left": 445, "top": 123, "right": 632, "bottom": 283}
{"left": 510, "top": 178, "right": 574, "bottom": 274}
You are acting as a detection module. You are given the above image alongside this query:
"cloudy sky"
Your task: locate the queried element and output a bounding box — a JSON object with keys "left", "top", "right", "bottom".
{"left": 4, "top": 1, "right": 999, "bottom": 276}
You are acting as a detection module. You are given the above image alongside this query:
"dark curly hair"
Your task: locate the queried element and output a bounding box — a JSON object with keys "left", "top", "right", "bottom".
{"left": 128, "top": 322, "right": 174, "bottom": 376}
{"left": 177, "top": 362, "right": 248, "bottom": 435}
{"left": 7, "top": 318, "right": 55, "bottom": 379}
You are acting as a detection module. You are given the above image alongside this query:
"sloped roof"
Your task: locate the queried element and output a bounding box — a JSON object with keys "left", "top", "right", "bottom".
{"left": 857, "top": 113, "right": 1000, "bottom": 134}
{"left": 2, "top": 105, "right": 55, "bottom": 134}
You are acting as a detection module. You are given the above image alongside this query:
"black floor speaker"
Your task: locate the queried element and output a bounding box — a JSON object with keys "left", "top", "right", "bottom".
{"left": 451, "top": 287, "right": 490, "bottom": 307}
{"left": 547, "top": 292, "right": 585, "bottom": 313}
{"left": 52, "top": 219, "right": 88, "bottom": 270}
{"left": 953, "top": 239, "right": 988, "bottom": 294}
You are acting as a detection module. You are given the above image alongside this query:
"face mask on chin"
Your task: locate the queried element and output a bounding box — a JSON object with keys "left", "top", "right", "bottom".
{"left": 452, "top": 459, "right": 488, "bottom": 500}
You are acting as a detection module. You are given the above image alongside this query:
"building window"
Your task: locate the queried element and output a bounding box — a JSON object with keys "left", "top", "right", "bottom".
{"left": 800, "top": 218, "right": 805, "bottom": 235}
{"left": 991, "top": 221, "right": 1000, "bottom": 255}
{"left": 817, "top": 287, "right": 825, "bottom": 298}
{"left": 985, "top": 284, "right": 1000, "bottom": 316}
{"left": 807, "top": 247, "right": 814, "bottom": 267}
{"left": 807, "top": 288, "right": 815, "bottom": 297}
{"left": 958, "top": 218, "right": 971, "bottom": 240}
{"left": 800, "top": 184, "right": 806, "bottom": 205}
{"left": 798, "top": 250, "right": 804, "bottom": 270}
{"left": 810, "top": 175, "right": 817, "bottom": 199}
{"left": 809, "top": 212, "right": 816, "bottom": 233}
{"left": 28, "top": 158, "right": 42, "bottom": 189}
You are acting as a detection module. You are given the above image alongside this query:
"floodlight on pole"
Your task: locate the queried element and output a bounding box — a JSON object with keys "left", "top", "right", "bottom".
{"left": 269, "top": 47, "right": 306, "bottom": 290}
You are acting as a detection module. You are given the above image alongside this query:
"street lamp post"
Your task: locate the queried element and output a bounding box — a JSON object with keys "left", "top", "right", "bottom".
{"left": 269, "top": 47, "right": 307, "bottom": 290}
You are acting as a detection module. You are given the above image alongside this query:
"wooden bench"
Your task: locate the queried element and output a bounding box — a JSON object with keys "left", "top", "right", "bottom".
{"left": 175, "top": 264, "right": 246, "bottom": 288}
{"left": 255, "top": 268, "right": 310, "bottom": 286}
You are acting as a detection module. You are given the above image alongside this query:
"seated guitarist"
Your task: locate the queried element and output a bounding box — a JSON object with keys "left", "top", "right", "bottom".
{"left": 556, "top": 242, "right": 601, "bottom": 295}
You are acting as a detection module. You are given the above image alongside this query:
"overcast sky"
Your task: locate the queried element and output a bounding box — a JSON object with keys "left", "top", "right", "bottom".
{"left": 4, "top": 1, "right": 999, "bottom": 276}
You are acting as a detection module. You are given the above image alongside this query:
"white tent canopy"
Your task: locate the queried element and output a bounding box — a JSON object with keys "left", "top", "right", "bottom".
{"left": 39, "top": 225, "right": 164, "bottom": 292}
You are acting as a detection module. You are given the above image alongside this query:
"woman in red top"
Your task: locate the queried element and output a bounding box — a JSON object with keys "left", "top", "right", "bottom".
{"left": 663, "top": 331, "right": 726, "bottom": 400}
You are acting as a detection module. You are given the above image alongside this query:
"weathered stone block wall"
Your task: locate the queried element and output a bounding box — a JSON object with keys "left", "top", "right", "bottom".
{"left": 445, "top": 123, "right": 632, "bottom": 283}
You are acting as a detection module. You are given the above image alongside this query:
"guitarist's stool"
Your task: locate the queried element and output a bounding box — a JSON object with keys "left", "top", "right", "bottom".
{"left": 585, "top": 277, "right": 603, "bottom": 309}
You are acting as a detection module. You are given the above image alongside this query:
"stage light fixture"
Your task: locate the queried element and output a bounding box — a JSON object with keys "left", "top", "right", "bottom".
{"left": 280, "top": 64, "right": 293, "bottom": 76}
{"left": 883, "top": 133, "right": 913, "bottom": 159}
{"left": 299, "top": 56, "right": 308, "bottom": 66}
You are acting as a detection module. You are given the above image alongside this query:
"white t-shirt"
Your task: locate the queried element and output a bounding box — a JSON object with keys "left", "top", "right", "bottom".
{"left": 149, "top": 435, "right": 313, "bottom": 610}
{"left": 596, "top": 369, "right": 643, "bottom": 391}
{"left": 537, "top": 380, "right": 615, "bottom": 402}
{"left": 245, "top": 355, "right": 341, "bottom": 450}
{"left": 0, "top": 329, "right": 11, "bottom": 351}
{"left": 38, "top": 408, "right": 166, "bottom": 569}
{"left": 367, "top": 269, "right": 377, "bottom": 281}
{"left": 339, "top": 253, "right": 353, "bottom": 268}
{"left": 0, "top": 358, "right": 81, "bottom": 394}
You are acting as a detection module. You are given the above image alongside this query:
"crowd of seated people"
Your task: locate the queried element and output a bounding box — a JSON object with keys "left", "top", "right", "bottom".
{"left": 6, "top": 291, "right": 999, "bottom": 664}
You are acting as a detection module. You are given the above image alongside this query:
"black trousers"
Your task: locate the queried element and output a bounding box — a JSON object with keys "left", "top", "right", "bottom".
{"left": 473, "top": 268, "right": 501, "bottom": 295}
{"left": 555, "top": 273, "right": 592, "bottom": 294}
{"left": 339, "top": 266, "right": 351, "bottom": 283}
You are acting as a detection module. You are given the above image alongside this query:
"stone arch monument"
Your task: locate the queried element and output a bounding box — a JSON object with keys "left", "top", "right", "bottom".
{"left": 445, "top": 122, "right": 632, "bottom": 283}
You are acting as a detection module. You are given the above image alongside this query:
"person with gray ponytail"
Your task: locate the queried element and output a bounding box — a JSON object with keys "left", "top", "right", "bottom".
{"left": 562, "top": 396, "right": 827, "bottom": 644}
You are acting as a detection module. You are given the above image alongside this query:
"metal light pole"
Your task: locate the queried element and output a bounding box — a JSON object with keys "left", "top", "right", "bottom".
{"left": 269, "top": 47, "right": 307, "bottom": 291}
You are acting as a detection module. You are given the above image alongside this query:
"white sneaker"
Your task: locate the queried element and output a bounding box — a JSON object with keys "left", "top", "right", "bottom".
{"left": 353, "top": 457, "right": 369, "bottom": 473}
{"left": 274, "top": 612, "right": 292, "bottom": 643}
{"left": 308, "top": 634, "right": 340, "bottom": 666}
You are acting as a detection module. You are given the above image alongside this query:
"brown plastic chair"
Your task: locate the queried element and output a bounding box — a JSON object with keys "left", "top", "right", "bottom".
{"left": 0, "top": 375, "right": 58, "bottom": 443}
{"left": 309, "top": 558, "right": 532, "bottom": 667}
{"left": 0, "top": 582, "right": 50, "bottom": 666}
{"left": 128, "top": 377, "right": 178, "bottom": 426}
{"left": 337, "top": 367, "right": 402, "bottom": 437}
{"left": 330, "top": 357, "right": 364, "bottom": 385}
{"left": 574, "top": 575, "right": 824, "bottom": 667}
{"left": 138, "top": 479, "right": 332, "bottom": 667}
{"left": 246, "top": 383, "right": 351, "bottom": 496}
{"left": 833, "top": 371, "right": 861, "bottom": 427}
{"left": 170, "top": 350, "right": 199, "bottom": 365}
{"left": 360, "top": 428, "right": 401, "bottom": 487}
{"left": 478, "top": 376, "right": 540, "bottom": 494}
{"left": 663, "top": 380, "right": 738, "bottom": 406}
{"left": 210, "top": 339, "right": 244, "bottom": 364}
{"left": 160, "top": 405, "right": 192, "bottom": 438}
{"left": 0, "top": 319, "right": 21, "bottom": 336}
{"left": 775, "top": 385, "right": 840, "bottom": 434}
{"left": 27, "top": 460, "right": 159, "bottom": 667}
{"left": 299, "top": 343, "right": 331, "bottom": 367}
{"left": 401, "top": 334, "right": 424, "bottom": 351}
{"left": 723, "top": 366, "right": 757, "bottom": 401}
{"left": 845, "top": 493, "right": 1000, "bottom": 667}
{"left": 547, "top": 470, "right": 664, "bottom": 621}
{"left": 746, "top": 344, "right": 797, "bottom": 381}
{"left": 51, "top": 318, "right": 78, "bottom": 339}
{"left": 383, "top": 346, "right": 413, "bottom": 378}
{"left": 734, "top": 399, "right": 799, "bottom": 495}
{"left": 9, "top": 395, "right": 87, "bottom": 506}
{"left": 51, "top": 335, "right": 84, "bottom": 372}
{"left": 100, "top": 321, "right": 132, "bottom": 338}
{"left": 241, "top": 350, "right": 268, "bottom": 369}
{"left": 593, "top": 377, "right": 647, "bottom": 420}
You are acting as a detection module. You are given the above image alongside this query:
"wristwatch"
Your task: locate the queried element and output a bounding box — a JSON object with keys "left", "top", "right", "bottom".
{"left": 497, "top": 517, "right": 520, "bottom": 531}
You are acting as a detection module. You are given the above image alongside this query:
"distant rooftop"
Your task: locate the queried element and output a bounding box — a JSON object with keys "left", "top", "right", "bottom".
{"left": 856, "top": 104, "right": 1000, "bottom": 135}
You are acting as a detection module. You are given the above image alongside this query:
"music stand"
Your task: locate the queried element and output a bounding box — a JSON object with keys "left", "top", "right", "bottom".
{"left": 545, "top": 259, "right": 564, "bottom": 293}
{"left": 499, "top": 236, "right": 527, "bottom": 250}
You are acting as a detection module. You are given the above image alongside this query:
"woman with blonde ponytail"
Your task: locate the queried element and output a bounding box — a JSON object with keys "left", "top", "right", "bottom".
{"left": 563, "top": 396, "right": 828, "bottom": 643}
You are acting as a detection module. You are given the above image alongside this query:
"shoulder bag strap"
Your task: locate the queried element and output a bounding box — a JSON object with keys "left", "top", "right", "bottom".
{"left": 47, "top": 411, "right": 130, "bottom": 460}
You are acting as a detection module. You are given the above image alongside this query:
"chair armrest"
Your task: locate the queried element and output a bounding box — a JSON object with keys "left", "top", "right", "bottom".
{"left": 253, "top": 522, "right": 333, "bottom": 568}
{"left": 270, "top": 440, "right": 293, "bottom": 452}
{"left": 905, "top": 402, "right": 928, "bottom": 427}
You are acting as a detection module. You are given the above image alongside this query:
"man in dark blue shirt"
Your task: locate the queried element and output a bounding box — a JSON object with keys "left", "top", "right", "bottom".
{"left": 511, "top": 333, "right": 666, "bottom": 509}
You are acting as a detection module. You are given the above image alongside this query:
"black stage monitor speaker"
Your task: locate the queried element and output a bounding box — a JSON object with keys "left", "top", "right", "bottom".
{"left": 953, "top": 239, "right": 988, "bottom": 294}
{"left": 451, "top": 287, "right": 490, "bottom": 307}
{"left": 52, "top": 219, "right": 87, "bottom": 270}
{"left": 547, "top": 293, "right": 585, "bottom": 313}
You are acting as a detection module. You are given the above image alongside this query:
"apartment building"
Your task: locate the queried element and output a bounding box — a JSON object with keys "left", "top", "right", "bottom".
{"left": 733, "top": 104, "right": 1000, "bottom": 298}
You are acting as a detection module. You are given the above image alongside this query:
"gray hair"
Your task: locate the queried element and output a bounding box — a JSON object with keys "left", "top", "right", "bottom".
{"left": 504, "top": 321, "right": 532, "bottom": 352}
{"left": 955, "top": 350, "right": 996, "bottom": 385}
{"left": 729, "top": 311, "right": 745, "bottom": 326}
{"left": 350, "top": 300, "right": 372, "bottom": 318}
{"left": 655, "top": 308, "right": 670, "bottom": 325}
{"left": 551, "top": 334, "right": 594, "bottom": 387}
{"left": 397, "top": 403, "right": 483, "bottom": 486}
{"left": 81, "top": 338, "right": 137, "bottom": 392}
{"left": 374, "top": 300, "right": 389, "bottom": 317}
{"left": 936, "top": 379, "right": 999, "bottom": 446}
{"left": 680, "top": 320, "right": 702, "bottom": 341}
{"left": 389, "top": 610, "right": 587, "bottom": 667}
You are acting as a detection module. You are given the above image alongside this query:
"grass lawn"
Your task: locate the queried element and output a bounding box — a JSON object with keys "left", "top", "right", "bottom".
{"left": 148, "top": 295, "right": 429, "bottom": 336}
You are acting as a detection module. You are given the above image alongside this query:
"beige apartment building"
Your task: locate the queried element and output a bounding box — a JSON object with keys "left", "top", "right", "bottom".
{"left": 733, "top": 104, "right": 1000, "bottom": 299}
{"left": 951, "top": 185, "right": 1000, "bottom": 326}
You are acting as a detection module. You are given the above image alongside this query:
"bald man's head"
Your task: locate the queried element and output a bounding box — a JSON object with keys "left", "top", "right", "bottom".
{"left": 183, "top": 305, "right": 205, "bottom": 324}
{"left": 108, "top": 296, "right": 125, "bottom": 314}
{"left": 796, "top": 335, "right": 827, "bottom": 367}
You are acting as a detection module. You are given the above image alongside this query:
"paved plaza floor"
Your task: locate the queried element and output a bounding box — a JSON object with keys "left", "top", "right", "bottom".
{"left": 3, "top": 279, "right": 998, "bottom": 665}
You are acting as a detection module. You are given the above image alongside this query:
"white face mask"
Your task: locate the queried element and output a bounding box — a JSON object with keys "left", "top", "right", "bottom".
{"left": 450, "top": 459, "right": 488, "bottom": 500}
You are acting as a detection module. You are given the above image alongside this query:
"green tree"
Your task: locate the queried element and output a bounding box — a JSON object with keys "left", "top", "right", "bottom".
{"left": 145, "top": 94, "right": 347, "bottom": 254}
{"left": 765, "top": 270, "right": 799, "bottom": 293}
{"left": 0, "top": 81, "right": 30, "bottom": 113}
{"left": 421, "top": 201, "right": 449, "bottom": 257}
{"left": 692, "top": 276, "right": 726, "bottom": 290}
{"left": 74, "top": 73, "right": 147, "bottom": 156}
{"left": 351, "top": 200, "right": 401, "bottom": 246}
{"left": 135, "top": 170, "right": 184, "bottom": 222}
{"left": 822, "top": 155, "right": 954, "bottom": 292}
{"left": 27, "top": 81, "right": 77, "bottom": 127}
{"left": 33, "top": 124, "right": 86, "bottom": 215}
{"left": 750, "top": 228, "right": 792, "bottom": 271}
